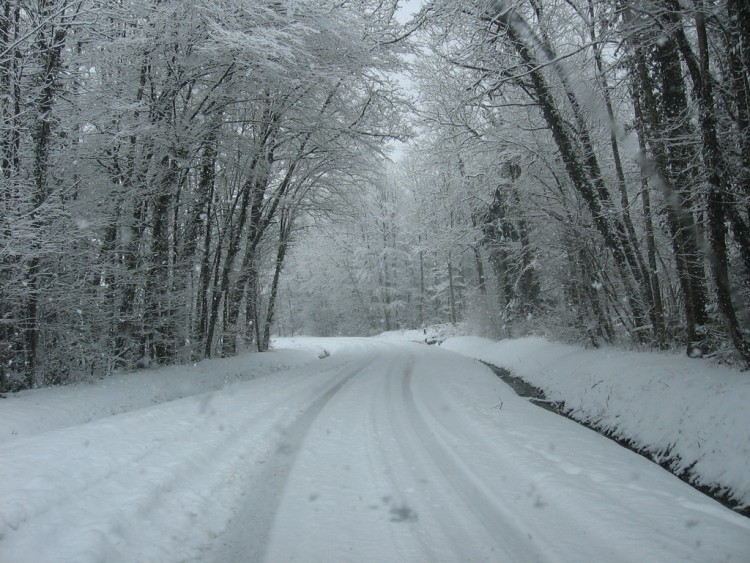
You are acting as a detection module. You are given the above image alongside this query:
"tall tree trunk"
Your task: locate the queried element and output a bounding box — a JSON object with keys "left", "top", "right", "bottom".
{"left": 627, "top": 28, "right": 710, "bottom": 355}
{"left": 206, "top": 176, "right": 257, "bottom": 357}
{"left": 492, "top": 14, "right": 645, "bottom": 338}
{"left": 693, "top": 7, "right": 750, "bottom": 362}
{"left": 630, "top": 82, "right": 666, "bottom": 348}
{"left": 115, "top": 57, "right": 150, "bottom": 368}
{"left": 183, "top": 132, "right": 218, "bottom": 359}
{"left": 143, "top": 172, "right": 175, "bottom": 363}
{"left": 1, "top": 1, "right": 21, "bottom": 188}
{"left": 24, "top": 3, "right": 69, "bottom": 386}
{"left": 418, "top": 234, "right": 426, "bottom": 326}
{"left": 513, "top": 188, "right": 538, "bottom": 314}
{"left": 259, "top": 213, "right": 293, "bottom": 352}
{"left": 656, "top": 0, "right": 750, "bottom": 361}
{"left": 525, "top": 0, "right": 653, "bottom": 341}
{"left": 665, "top": 0, "right": 750, "bottom": 280}
{"left": 206, "top": 110, "right": 279, "bottom": 357}
{"left": 727, "top": 0, "right": 750, "bottom": 206}
{"left": 473, "top": 245, "right": 486, "bottom": 295}
{"left": 381, "top": 219, "right": 392, "bottom": 332}
{"left": 587, "top": 0, "right": 663, "bottom": 344}
{"left": 447, "top": 258, "right": 457, "bottom": 324}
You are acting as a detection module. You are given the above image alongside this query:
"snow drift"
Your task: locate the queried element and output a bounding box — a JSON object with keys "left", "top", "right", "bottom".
{"left": 441, "top": 336, "right": 750, "bottom": 510}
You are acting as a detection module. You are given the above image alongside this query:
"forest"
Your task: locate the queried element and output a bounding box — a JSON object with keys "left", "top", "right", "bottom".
{"left": 2, "top": 0, "right": 750, "bottom": 391}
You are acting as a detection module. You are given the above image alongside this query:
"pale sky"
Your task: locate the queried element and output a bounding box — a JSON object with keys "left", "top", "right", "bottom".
{"left": 394, "top": 0, "right": 423, "bottom": 25}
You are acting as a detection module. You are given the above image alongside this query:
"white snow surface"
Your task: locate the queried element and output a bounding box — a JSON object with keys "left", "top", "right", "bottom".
{"left": 1, "top": 336, "right": 749, "bottom": 562}
{"left": 440, "top": 335, "right": 750, "bottom": 509}
{"left": 0, "top": 349, "right": 317, "bottom": 445}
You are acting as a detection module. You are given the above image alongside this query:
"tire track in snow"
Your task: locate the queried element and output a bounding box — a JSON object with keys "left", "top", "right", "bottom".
{"left": 368, "top": 351, "right": 505, "bottom": 561}
{"left": 0, "top": 354, "right": 371, "bottom": 561}
{"left": 1, "top": 365, "right": 323, "bottom": 541}
{"left": 210, "top": 353, "right": 378, "bottom": 562}
{"left": 374, "top": 354, "right": 480, "bottom": 562}
{"left": 385, "top": 350, "right": 557, "bottom": 562}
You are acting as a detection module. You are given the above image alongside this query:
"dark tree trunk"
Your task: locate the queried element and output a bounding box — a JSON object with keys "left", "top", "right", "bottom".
{"left": 656, "top": 0, "right": 750, "bottom": 361}
{"left": 630, "top": 84, "right": 666, "bottom": 348}
{"left": 259, "top": 213, "right": 294, "bottom": 352}
{"left": 418, "top": 235, "right": 425, "bottom": 325}
{"left": 693, "top": 8, "right": 750, "bottom": 362}
{"left": 24, "top": 4, "right": 69, "bottom": 386}
{"left": 473, "top": 246, "right": 486, "bottom": 295}
{"left": 447, "top": 258, "right": 457, "bottom": 324}
{"left": 495, "top": 17, "right": 644, "bottom": 336}
{"left": 727, "top": 0, "right": 750, "bottom": 205}
{"left": 588, "top": 0, "right": 662, "bottom": 343}
{"left": 629, "top": 35, "right": 710, "bottom": 355}
{"left": 192, "top": 138, "right": 217, "bottom": 359}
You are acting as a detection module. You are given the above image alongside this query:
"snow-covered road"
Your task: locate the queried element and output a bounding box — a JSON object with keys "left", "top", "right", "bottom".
{"left": 1, "top": 338, "right": 749, "bottom": 562}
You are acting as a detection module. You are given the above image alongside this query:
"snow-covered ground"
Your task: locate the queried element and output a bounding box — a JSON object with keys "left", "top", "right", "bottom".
{"left": 437, "top": 335, "right": 750, "bottom": 511}
{"left": 1, "top": 336, "right": 749, "bottom": 562}
{"left": 0, "top": 348, "right": 317, "bottom": 444}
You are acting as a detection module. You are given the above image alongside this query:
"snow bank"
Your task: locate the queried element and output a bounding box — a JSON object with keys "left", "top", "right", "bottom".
{"left": 0, "top": 348, "right": 317, "bottom": 444}
{"left": 441, "top": 336, "right": 750, "bottom": 509}
{"left": 375, "top": 324, "right": 464, "bottom": 345}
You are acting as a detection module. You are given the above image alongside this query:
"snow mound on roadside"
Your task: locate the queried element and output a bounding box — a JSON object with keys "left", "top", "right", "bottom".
{"left": 441, "top": 335, "right": 750, "bottom": 509}
{"left": 0, "top": 349, "right": 317, "bottom": 444}
{"left": 376, "top": 324, "right": 464, "bottom": 345}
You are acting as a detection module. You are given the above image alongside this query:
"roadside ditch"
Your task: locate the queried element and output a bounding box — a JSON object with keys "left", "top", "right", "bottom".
{"left": 481, "top": 361, "right": 750, "bottom": 519}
